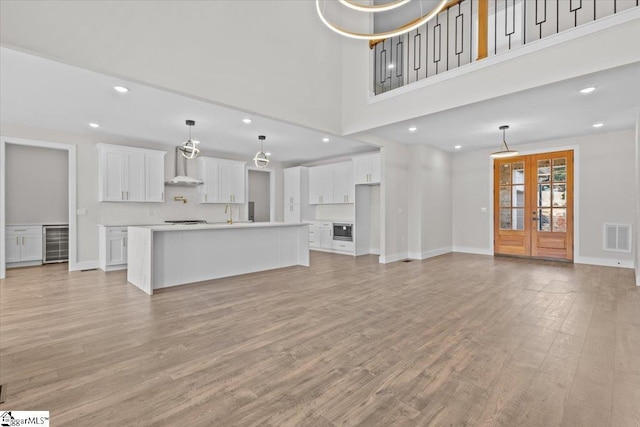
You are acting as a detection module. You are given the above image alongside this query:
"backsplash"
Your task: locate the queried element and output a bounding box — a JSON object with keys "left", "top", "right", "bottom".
{"left": 315, "top": 204, "right": 355, "bottom": 222}
{"left": 99, "top": 186, "right": 246, "bottom": 225}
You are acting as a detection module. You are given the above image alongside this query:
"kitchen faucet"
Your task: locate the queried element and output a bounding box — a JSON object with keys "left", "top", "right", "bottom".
{"left": 224, "top": 205, "right": 233, "bottom": 224}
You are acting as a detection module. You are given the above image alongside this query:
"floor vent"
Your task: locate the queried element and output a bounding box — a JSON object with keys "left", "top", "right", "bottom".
{"left": 604, "top": 224, "right": 631, "bottom": 252}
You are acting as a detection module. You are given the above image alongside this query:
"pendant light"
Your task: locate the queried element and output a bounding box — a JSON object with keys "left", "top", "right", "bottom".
{"left": 253, "top": 135, "right": 270, "bottom": 168}
{"left": 490, "top": 125, "right": 519, "bottom": 158}
{"left": 179, "top": 119, "right": 200, "bottom": 159}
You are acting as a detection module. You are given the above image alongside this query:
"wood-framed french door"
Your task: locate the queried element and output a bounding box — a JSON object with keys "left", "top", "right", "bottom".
{"left": 494, "top": 150, "right": 574, "bottom": 261}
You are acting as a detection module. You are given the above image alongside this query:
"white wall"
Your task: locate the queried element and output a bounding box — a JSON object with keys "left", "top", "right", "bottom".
{"left": 0, "top": 1, "right": 344, "bottom": 134}
{"left": 635, "top": 110, "right": 640, "bottom": 284}
{"left": 341, "top": 9, "right": 640, "bottom": 135}
{"left": 452, "top": 129, "right": 636, "bottom": 267}
{"left": 5, "top": 144, "right": 68, "bottom": 224}
{"left": 1, "top": 123, "right": 285, "bottom": 265}
{"left": 369, "top": 185, "right": 381, "bottom": 254}
{"left": 248, "top": 170, "right": 270, "bottom": 222}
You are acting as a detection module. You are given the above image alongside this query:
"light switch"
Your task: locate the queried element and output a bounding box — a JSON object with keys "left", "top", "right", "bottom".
{"left": 480, "top": 207, "right": 488, "bottom": 213}
{"left": 76, "top": 208, "right": 87, "bottom": 216}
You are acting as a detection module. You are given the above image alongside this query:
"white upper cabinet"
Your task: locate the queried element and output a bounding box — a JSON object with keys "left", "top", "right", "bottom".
{"left": 332, "top": 161, "right": 355, "bottom": 204}
{"left": 198, "top": 158, "right": 219, "bottom": 203}
{"left": 284, "top": 168, "right": 302, "bottom": 205}
{"left": 98, "top": 144, "right": 166, "bottom": 202}
{"left": 309, "top": 162, "right": 354, "bottom": 205}
{"left": 309, "top": 164, "right": 334, "bottom": 205}
{"left": 198, "top": 157, "right": 246, "bottom": 204}
{"left": 353, "top": 152, "right": 381, "bottom": 185}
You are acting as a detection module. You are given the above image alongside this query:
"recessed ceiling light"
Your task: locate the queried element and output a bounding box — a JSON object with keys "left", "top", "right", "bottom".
{"left": 322, "top": 137, "right": 330, "bottom": 143}
{"left": 388, "top": 63, "right": 395, "bottom": 69}
{"left": 89, "top": 123, "right": 100, "bottom": 128}
{"left": 408, "top": 127, "right": 417, "bottom": 132}
{"left": 265, "top": 152, "right": 271, "bottom": 156}
{"left": 580, "top": 87, "right": 596, "bottom": 94}
{"left": 592, "top": 123, "right": 604, "bottom": 128}
{"left": 454, "top": 145, "right": 462, "bottom": 150}
{"left": 113, "top": 86, "right": 129, "bottom": 93}
{"left": 242, "top": 118, "right": 252, "bottom": 124}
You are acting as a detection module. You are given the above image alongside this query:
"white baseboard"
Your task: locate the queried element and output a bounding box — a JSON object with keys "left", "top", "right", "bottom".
{"left": 379, "top": 252, "right": 409, "bottom": 264}
{"left": 574, "top": 257, "right": 633, "bottom": 269}
{"left": 452, "top": 246, "right": 493, "bottom": 256}
{"left": 408, "top": 247, "right": 452, "bottom": 260}
{"left": 69, "top": 260, "right": 99, "bottom": 271}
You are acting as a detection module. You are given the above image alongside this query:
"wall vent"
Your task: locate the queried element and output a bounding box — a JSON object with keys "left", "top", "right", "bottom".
{"left": 604, "top": 224, "right": 631, "bottom": 252}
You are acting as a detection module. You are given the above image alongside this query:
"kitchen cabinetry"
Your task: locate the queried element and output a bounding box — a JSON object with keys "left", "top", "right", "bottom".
{"left": 6, "top": 225, "right": 43, "bottom": 266}
{"left": 198, "top": 157, "right": 246, "bottom": 204}
{"left": 97, "top": 144, "right": 166, "bottom": 202}
{"left": 309, "top": 222, "right": 333, "bottom": 250}
{"left": 353, "top": 152, "right": 381, "bottom": 185}
{"left": 309, "top": 162, "right": 355, "bottom": 205}
{"left": 284, "top": 167, "right": 313, "bottom": 223}
{"left": 98, "top": 225, "right": 128, "bottom": 271}
{"left": 333, "top": 161, "right": 355, "bottom": 203}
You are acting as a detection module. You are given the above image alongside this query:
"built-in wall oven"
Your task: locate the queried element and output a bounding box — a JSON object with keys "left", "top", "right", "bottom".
{"left": 333, "top": 223, "right": 353, "bottom": 242}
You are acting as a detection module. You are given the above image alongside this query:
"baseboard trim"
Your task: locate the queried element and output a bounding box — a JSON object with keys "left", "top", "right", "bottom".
{"left": 452, "top": 246, "right": 493, "bottom": 256}
{"left": 70, "top": 260, "right": 99, "bottom": 271}
{"left": 379, "top": 252, "right": 409, "bottom": 264}
{"left": 408, "top": 247, "right": 453, "bottom": 260}
{"left": 574, "top": 257, "right": 633, "bottom": 269}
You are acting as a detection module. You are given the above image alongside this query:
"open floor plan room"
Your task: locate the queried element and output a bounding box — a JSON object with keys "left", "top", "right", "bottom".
{"left": 1, "top": 252, "right": 638, "bottom": 426}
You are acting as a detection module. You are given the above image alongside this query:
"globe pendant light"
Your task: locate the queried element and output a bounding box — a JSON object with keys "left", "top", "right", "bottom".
{"left": 179, "top": 119, "right": 200, "bottom": 159}
{"left": 253, "top": 135, "right": 270, "bottom": 168}
{"left": 490, "top": 125, "right": 519, "bottom": 158}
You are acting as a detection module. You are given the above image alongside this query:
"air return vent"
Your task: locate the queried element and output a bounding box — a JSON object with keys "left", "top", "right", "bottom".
{"left": 604, "top": 224, "right": 631, "bottom": 252}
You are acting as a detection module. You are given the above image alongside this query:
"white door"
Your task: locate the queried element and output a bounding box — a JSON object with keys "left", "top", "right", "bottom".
{"left": 103, "top": 150, "right": 125, "bottom": 201}
{"left": 5, "top": 234, "right": 21, "bottom": 263}
{"left": 333, "top": 162, "right": 354, "bottom": 203}
{"left": 107, "top": 236, "right": 127, "bottom": 265}
{"left": 284, "top": 203, "right": 300, "bottom": 223}
{"left": 321, "top": 226, "right": 333, "bottom": 249}
{"left": 284, "top": 168, "right": 301, "bottom": 205}
{"left": 218, "top": 161, "right": 232, "bottom": 203}
{"left": 321, "top": 165, "right": 334, "bottom": 204}
{"left": 229, "top": 163, "right": 246, "bottom": 203}
{"left": 309, "top": 167, "right": 322, "bottom": 204}
{"left": 21, "top": 234, "right": 43, "bottom": 261}
{"left": 145, "top": 153, "right": 165, "bottom": 202}
{"left": 126, "top": 151, "right": 146, "bottom": 202}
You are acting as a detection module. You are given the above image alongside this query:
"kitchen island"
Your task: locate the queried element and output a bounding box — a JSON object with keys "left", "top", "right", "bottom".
{"left": 127, "top": 222, "right": 309, "bottom": 295}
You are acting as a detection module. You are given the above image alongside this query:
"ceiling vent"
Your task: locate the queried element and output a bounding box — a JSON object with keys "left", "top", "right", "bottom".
{"left": 604, "top": 224, "right": 631, "bottom": 252}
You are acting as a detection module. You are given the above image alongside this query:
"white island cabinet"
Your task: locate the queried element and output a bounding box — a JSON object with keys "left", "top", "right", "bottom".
{"left": 127, "top": 223, "right": 310, "bottom": 295}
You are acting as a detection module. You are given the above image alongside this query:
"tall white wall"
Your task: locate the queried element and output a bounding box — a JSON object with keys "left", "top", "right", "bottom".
{"left": 341, "top": 9, "right": 640, "bottom": 135}
{"left": 452, "top": 129, "right": 636, "bottom": 267}
{"left": 1, "top": 124, "right": 286, "bottom": 265}
{"left": 0, "top": 1, "right": 344, "bottom": 134}
{"left": 5, "top": 144, "right": 68, "bottom": 224}
{"left": 248, "top": 170, "right": 271, "bottom": 222}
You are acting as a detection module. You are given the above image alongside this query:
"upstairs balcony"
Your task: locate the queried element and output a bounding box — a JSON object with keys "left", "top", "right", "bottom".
{"left": 372, "top": 0, "right": 639, "bottom": 95}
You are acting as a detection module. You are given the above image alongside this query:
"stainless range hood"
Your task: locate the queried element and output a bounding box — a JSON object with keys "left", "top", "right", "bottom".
{"left": 165, "top": 147, "right": 203, "bottom": 186}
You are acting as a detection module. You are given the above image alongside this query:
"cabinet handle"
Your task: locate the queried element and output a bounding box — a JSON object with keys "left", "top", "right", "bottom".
{"left": 124, "top": 237, "right": 127, "bottom": 247}
{"left": 121, "top": 191, "right": 124, "bottom": 200}
{"left": 126, "top": 191, "right": 129, "bottom": 200}
{"left": 290, "top": 197, "right": 293, "bottom": 203}
{"left": 22, "top": 236, "right": 25, "bottom": 245}
{"left": 205, "top": 194, "right": 208, "bottom": 202}
{"left": 16, "top": 236, "right": 19, "bottom": 245}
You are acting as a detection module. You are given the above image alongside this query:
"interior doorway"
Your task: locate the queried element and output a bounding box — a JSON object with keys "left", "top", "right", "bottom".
{"left": 247, "top": 169, "right": 272, "bottom": 222}
{"left": 493, "top": 149, "right": 574, "bottom": 261}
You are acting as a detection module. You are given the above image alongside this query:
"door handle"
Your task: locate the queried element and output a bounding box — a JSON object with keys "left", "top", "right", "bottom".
{"left": 532, "top": 217, "right": 539, "bottom": 221}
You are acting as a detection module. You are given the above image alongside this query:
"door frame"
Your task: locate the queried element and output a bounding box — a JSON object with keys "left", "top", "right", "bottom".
{"left": 245, "top": 166, "right": 276, "bottom": 222}
{"left": 489, "top": 144, "right": 580, "bottom": 260}
{"left": 0, "top": 136, "right": 77, "bottom": 279}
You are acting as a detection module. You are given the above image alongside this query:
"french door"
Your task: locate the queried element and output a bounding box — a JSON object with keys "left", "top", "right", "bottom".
{"left": 494, "top": 150, "right": 573, "bottom": 261}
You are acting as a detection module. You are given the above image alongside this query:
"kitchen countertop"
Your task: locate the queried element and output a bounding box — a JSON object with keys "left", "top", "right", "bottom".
{"left": 130, "top": 222, "right": 308, "bottom": 232}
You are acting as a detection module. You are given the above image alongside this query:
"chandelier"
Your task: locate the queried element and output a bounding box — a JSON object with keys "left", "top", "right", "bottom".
{"left": 179, "top": 120, "right": 200, "bottom": 159}
{"left": 253, "top": 135, "right": 270, "bottom": 168}
{"left": 315, "top": 0, "right": 448, "bottom": 40}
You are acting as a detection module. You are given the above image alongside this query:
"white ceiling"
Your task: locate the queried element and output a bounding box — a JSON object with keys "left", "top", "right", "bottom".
{"left": 369, "top": 61, "right": 640, "bottom": 152}
{"left": 0, "top": 47, "right": 377, "bottom": 165}
{"left": 1, "top": 47, "right": 638, "bottom": 160}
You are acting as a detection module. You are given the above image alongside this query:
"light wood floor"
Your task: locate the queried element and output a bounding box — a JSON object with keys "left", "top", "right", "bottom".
{"left": 1, "top": 252, "right": 639, "bottom": 426}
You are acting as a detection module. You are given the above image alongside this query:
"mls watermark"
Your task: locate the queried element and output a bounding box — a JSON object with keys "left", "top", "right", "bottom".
{"left": 1, "top": 411, "right": 49, "bottom": 426}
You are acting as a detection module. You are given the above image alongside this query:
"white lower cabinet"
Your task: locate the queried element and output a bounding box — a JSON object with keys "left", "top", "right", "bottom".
{"left": 5, "top": 226, "right": 43, "bottom": 266}
{"left": 308, "top": 222, "right": 354, "bottom": 254}
{"left": 99, "top": 226, "right": 128, "bottom": 271}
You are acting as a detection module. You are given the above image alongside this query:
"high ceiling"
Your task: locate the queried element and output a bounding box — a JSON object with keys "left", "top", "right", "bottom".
{"left": 1, "top": 46, "right": 638, "bottom": 162}
{"left": 0, "top": 48, "right": 377, "bottom": 165}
